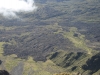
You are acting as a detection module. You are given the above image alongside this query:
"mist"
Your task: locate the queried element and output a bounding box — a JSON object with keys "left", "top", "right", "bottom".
{"left": 0, "top": 0, "right": 37, "bottom": 18}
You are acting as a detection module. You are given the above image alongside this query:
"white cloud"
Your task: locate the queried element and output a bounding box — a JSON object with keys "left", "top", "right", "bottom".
{"left": 0, "top": 0, "right": 37, "bottom": 18}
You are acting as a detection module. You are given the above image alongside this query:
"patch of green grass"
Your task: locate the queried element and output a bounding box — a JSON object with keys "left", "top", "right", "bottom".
{"left": 0, "top": 54, "right": 65, "bottom": 75}
{"left": 53, "top": 26, "right": 93, "bottom": 54}
{"left": 23, "top": 57, "right": 64, "bottom": 75}
{"left": 0, "top": 45, "right": 22, "bottom": 71}
{"left": 20, "top": 32, "right": 31, "bottom": 37}
{"left": 48, "top": 50, "right": 93, "bottom": 74}
{"left": 0, "top": 42, "right": 5, "bottom": 56}
{"left": 0, "top": 26, "right": 17, "bottom": 31}
{"left": 62, "top": 27, "right": 93, "bottom": 54}
{"left": 0, "top": 41, "right": 62, "bottom": 75}
{"left": 4, "top": 55, "right": 21, "bottom": 71}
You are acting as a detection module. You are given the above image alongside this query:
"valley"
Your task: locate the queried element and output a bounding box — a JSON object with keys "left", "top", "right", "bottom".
{"left": 0, "top": 0, "right": 100, "bottom": 75}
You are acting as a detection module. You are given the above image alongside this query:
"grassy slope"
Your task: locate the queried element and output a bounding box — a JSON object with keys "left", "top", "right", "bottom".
{"left": 0, "top": 42, "right": 64, "bottom": 75}
{"left": 0, "top": 0, "right": 100, "bottom": 75}
{"left": 48, "top": 50, "right": 100, "bottom": 75}
{"left": 0, "top": 24, "right": 94, "bottom": 75}
{"left": 53, "top": 24, "right": 93, "bottom": 54}
{"left": 62, "top": 27, "right": 93, "bottom": 54}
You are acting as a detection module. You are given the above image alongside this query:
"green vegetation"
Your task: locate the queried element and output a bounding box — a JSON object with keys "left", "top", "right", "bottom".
{"left": 53, "top": 72, "right": 71, "bottom": 75}
{"left": 0, "top": 42, "right": 64, "bottom": 75}
{"left": 0, "top": 0, "right": 100, "bottom": 75}
{"left": 0, "top": 26, "right": 17, "bottom": 31}
{"left": 48, "top": 51, "right": 100, "bottom": 75}
{"left": 0, "top": 42, "right": 5, "bottom": 56}
{"left": 53, "top": 25, "right": 93, "bottom": 54}
{"left": 62, "top": 27, "right": 93, "bottom": 54}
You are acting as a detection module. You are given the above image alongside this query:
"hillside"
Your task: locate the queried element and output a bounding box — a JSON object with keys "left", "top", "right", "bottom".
{"left": 0, "top": 0, "right": 100, "bottom": 75}
{"left": 48, "top": 51, "right": 100, "bottom": 75}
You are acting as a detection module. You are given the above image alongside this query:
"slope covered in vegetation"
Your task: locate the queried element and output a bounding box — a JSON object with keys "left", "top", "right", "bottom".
{"left": 48, "top": 51, "right": 100, "bottom": 75}
{"left": 0, "top": 0, "right": 100, "bottom": 75}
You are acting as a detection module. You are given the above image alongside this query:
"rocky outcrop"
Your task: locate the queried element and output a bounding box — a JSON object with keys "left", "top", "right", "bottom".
{"left": 0, "top": 70, "right": 10, "bottom": 75}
